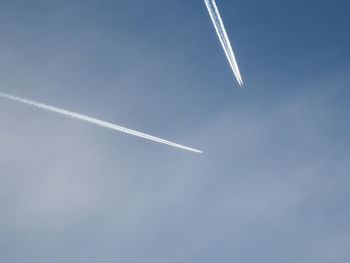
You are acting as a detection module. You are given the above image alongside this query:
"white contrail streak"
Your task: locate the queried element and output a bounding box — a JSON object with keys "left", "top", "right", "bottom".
{"left": 0, "top": 93, "right": 202, "bottom": 153}
{"left": 204, "top": 0, "right": 243, "bottom": 86}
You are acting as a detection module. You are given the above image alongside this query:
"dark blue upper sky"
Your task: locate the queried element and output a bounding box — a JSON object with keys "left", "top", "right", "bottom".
{"left": 1, "top": 1, "right": 349, "bottom": 262}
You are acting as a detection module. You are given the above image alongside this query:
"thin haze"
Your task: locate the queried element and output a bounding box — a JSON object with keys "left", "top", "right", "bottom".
{"left": 2, "top": 0, "right": 350, "bottom": 262}
{"left": 204, "top": 0, "right": 243, "bottom": 86}
{"left": 0, "top": 93, "right": 202, "bottom": 153}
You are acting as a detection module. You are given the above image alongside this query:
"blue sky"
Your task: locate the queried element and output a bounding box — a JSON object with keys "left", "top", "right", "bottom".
{"left": 1, "top": 0, "right": 350, "bottom": 262}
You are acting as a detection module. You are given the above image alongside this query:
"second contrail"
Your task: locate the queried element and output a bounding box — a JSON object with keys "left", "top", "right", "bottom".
{"left": 0, "top": 93, "right": 202, "bottom": 153}
{"left": 204, "top": 0, "right": 243, "bottom": 86}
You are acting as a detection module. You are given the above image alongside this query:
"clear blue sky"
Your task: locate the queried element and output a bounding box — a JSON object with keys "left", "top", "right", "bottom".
{"left": 1, "top": 0, "right": 349, "bottom": 262}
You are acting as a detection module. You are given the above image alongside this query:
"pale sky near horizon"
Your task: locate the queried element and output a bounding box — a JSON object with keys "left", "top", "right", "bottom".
{"left": 1, "top": 0, "right": 350, "bottom": 262}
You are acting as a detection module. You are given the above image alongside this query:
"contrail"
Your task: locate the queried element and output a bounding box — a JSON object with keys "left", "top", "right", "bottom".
{"left": 0, "top": 93, "right": 202, "bottom": 153}
{"left": 204, "top": 0, "right": 243, "bottom": 86}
